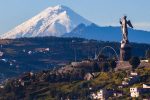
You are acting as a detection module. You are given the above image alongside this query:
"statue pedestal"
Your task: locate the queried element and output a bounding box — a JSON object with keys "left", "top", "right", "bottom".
{"left": 120, "top": 41, "right": 132, "bottom": 61}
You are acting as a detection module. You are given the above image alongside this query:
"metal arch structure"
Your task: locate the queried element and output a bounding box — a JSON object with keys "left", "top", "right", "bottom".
{"left": 97, "top": 46, "right": 119, "bottom": 61}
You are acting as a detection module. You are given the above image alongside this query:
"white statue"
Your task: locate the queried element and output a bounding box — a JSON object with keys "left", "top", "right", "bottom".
{"left": 120, "top": 16, "right": 133, "bottom": 43}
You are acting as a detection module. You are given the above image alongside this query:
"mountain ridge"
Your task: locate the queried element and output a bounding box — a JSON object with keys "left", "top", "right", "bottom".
{"left": 63, "top": 23, "right": 150, "bottom": 43}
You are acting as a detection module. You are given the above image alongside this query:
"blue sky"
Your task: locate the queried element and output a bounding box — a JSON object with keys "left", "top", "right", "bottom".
{"left": 0, "top": 0, "right": 150, "bottom": 34}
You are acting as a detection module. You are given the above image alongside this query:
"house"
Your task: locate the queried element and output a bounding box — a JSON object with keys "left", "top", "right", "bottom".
{"left": 130, "top": 72, "right": 138, "bottom": 76}
{"left": 129, "top": 76, "right": 140, "bottom": 84}
{"left": 9, "top": 62, "right": 13, "bottom": 66}
{"left": 122, "top": 81, "right": 129, "bottom": 86}
{"left": 0, "top": 51, "right": 3, "bottom": 57}
{"left": 0, "top": 84, "right": 4, "bottom": 89}
{"left": 90, "top": 88, "right": 123, "bottom": 99}
{"left": 45, "top": 48, "right": 50, "bottom": 51}
{"left": 89, "top": 87, "right": 92, "bottom": 90}
{"left": 130, "top": 88, "right": 140, "bottom": 97}
{"left": 90, "top": 93, "right": 97, "bottom": 99}
{"left": 143, "top": 84, "right": 150, "bottom": 88}
{"left": 140, "top": 60, "right": 149, "bottom": 63}
{"left": 122, "top": 72, "right": 140, "bottom": 86}
{"left": 90, "top": 89, "right": 108, "bottom": 100}
{"left": 29, "top": 72, "right": 34, "bottom": 77}
{"left": 113, "top": 90, "right": 123, "bottom": 97}
{"left": 118, "top": 85, "right": 123, "bottom": 89}
{"left": 35, "top": 48, "right": 50, "bottom": 53}
{"left": 1, "top": 59, "right": 8, "bottom": 62}
{"left": 130, "top": 84, "right": 150, "bottom": 98}
{"left": 97, "top": 89, "right": 107, "bottom": 100}
{"left": 28, "top": 51, "right": 32, "bottom": 55}
{"left": 142, "top": 84, "right": 150, "bottom": 94}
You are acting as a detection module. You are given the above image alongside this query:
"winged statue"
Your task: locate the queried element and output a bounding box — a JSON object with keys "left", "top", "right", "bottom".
{"left": 120, "top": 16, "right": 133, "bottom": 43}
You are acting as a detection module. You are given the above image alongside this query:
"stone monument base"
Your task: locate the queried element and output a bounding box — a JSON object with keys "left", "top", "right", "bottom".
{"left": 120, "top": 42, "right": 132, "bottom": 61}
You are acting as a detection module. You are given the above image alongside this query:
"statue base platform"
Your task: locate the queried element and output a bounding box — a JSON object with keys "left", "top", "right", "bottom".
{"left": 120, "top": 41, "right": 132, "bottom": 61}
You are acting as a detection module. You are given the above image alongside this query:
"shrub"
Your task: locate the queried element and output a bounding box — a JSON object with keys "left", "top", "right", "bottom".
{"left": 109, "top": 59, "right": 117, "bottom": 71}
{"left": 146, "top": 49, "right": 150, "bottom": 58}
{"left": 129, "top": 57, "right": 140, "bottom": 71}
{"left": 100, "top": 62, "right": 110, "bottom": 72}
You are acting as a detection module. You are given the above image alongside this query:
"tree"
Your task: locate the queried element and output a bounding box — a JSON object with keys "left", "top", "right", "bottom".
{"left": 100, "top": 62, "right": 110, "bottom": 72}
{"left": 146, "top": 49, "right": 150, "bottom": 59}
{"left": 109, "top": 59, "right": 117, "bottom": 71}
{"left": 92, "top": 62, "right": 100, "bottom": 72}
{"left": 129, "top": 57, "right": 140, "bottom": 71}
{"left": 97, "top": 54, "right": 107, "bottom": 61}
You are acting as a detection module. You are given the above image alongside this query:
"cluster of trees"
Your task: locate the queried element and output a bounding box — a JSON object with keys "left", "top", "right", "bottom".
{"left": 98, "top": 54, "right": 141, "bottom": 72}
{"left": 129, "top": 56, "right": 140, "bottom": 71}
{"left": 39, "top": 70, "right": 85, "bottom": 83}
{"left": 92, "top": 59, "right": 117, "bottom": 72}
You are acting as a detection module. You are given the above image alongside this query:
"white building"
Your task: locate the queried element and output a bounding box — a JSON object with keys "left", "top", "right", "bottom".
{"left": 0, "top": 84, "right": 4, "bottom": 89}
{"left": 140, "top": 60, "right": 149, "bottom": 63}
{"left": 45, "top": 48, "right": 50, "bottom": 51}
{"left": 130, "top": 72, "right": 138, "bottom": 76}
{"left": 90, "top": 93, "right": 97, "bottom": 100}
{"left": 0, "top": 51, "right": 3, "bottom": 57}
{"left": 130, "top": 88, "right": 140, "bottom": 97}
{"left": 97, "top": 89, "right": 107, "bottom": 100}
{"left": 122, "top": 72, "right": 139, "bottom": 86}
{"left": 28, "top": 51, "right": 32, "bottom": 55}
{"left": 122, "top": 81, "right": 129, "bottom": 86}
{"left": 143, "top": 84, "right": 150, "bottom": 88}
{"left": 130, "top": 84, "right": 150, "bottom": 98}
{"left": 90, "top": 89, "right": 107, "bottom": 100}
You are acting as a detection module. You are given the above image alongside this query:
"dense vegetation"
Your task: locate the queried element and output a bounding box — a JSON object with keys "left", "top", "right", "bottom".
{"left": 0, "top": 63, "right": 149, "bottom": 100}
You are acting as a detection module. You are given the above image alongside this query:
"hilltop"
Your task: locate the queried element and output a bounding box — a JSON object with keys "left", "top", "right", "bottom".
{"left": 0, "top": 36, "right": 150, "bottom": 81}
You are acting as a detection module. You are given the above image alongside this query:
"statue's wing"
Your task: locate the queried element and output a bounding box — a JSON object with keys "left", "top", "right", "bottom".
{"left": 120, "top": 20, "right": 122, "bottom": 25}
{"left": 127, "top": 20, "right": 133, "bottom": 28}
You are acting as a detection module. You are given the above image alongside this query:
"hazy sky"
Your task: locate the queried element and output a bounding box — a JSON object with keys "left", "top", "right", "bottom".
{"left": 0, "top": 0, "right": 150, "bottom": 34}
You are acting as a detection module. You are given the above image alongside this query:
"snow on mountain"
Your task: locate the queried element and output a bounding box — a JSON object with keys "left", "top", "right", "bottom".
{"left": 0, "top": 5, "right": 91, "bottom": 39}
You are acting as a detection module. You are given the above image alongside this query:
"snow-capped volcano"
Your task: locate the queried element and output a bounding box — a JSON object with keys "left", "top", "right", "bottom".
{"left": 1, "top": 5, "right": 91, "bottom": 39}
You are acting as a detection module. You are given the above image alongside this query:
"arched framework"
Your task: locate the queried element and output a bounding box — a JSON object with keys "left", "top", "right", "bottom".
{"left": 97, "top": 46, "right": 119, "bottom": 61}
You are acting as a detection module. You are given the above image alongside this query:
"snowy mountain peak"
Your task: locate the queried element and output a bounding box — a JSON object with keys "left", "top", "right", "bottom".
{"left": 1, "top": 5, "right": 91, "bottom": 39}
{"left": 46, "top": 5, "right": 69, "bottom": 11}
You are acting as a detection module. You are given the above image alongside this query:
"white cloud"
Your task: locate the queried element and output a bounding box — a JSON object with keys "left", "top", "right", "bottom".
{"left": 100, "top": 22, "right": 150, "bottom": 32}
{"left": 133, "top": 22, "right": 150, "bottom": 31}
